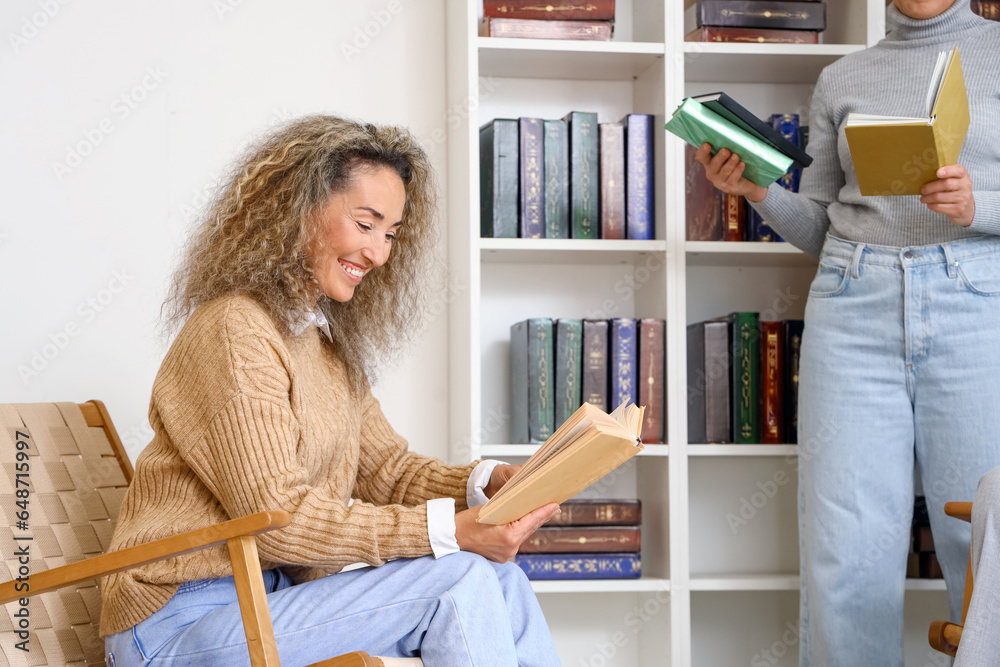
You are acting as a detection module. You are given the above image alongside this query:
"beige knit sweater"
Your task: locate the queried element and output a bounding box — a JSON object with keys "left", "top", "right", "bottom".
{"left": 99, "top": 294, "right": 476, "bottom": 636}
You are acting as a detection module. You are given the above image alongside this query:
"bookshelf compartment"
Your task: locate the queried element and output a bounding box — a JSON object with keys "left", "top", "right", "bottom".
{"left": 684, "top": 264, "right": 812, "bottom": 325}
{"left": 691, "top": 591, "right": 800, "bottom": 667}
{"left": 683, "top": 46, "right": 863, "bottom": 84}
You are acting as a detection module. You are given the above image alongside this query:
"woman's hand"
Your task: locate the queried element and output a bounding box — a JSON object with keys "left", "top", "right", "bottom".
{"left": 694, "top": 143, "right": 769, "bottom": 203}
{"left": 483, "top": 463, "right": 520, "bottom": 499}
{"left": 920, "top": 165, "right": 975, "bottom": 227}
{"left": 455, "top": 503, "right": 560, "bottom": 563}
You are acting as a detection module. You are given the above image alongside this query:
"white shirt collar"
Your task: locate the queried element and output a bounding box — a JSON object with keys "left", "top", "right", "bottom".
{"left": 289, "top": 307, "right": 332, "bottom": 341}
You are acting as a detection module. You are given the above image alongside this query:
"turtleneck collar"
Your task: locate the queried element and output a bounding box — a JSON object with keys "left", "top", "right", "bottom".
{"left": 885, "top": 0, "right": 982, "bottom": 44}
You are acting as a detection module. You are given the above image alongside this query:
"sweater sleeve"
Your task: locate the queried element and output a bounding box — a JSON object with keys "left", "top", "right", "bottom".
{"left": 353, "top": 389, "right": 478, "bottom": 512}
{"left": 750, "top": 69, "right": 840, "bottom": 257}
{"left": 968, "top": 191, "right": 1000, "bottom": 236}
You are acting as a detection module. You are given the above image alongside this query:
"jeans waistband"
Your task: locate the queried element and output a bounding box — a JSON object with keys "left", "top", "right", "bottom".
{"left": 820, "top": 233, "right": 1000, "bottom": 269}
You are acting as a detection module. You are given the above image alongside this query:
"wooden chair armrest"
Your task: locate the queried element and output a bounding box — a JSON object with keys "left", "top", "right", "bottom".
{"left": 945, "top": 502, "right": 973, "bottom": 523}
{"left": 929, "top": 620, "right": 963, "bottom": 657}
{"left": 0, "top": 510, "right": 291, "bottom": 605}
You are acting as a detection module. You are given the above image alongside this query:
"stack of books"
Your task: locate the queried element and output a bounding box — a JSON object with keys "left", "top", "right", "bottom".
{"left": 972, "top": 0, "right": 1000, "bottom": 20}
{"left": 685, "top": 0, "right": 827, "bottom": 44}
{"left": 482, "top": 112, "right": 654, "bottom": 240}
{"left": 515, "top": 499, "right": 642, "bottom": 580}
{"left": 510, "top": 318, "right": 665, "bottom": 445}
{"left": 482, "top": 1, "right": 615, "bottom": 41}
{"left": 907, "top": 496, "right": 943, "bottom": 579}
{"left": 687, "top": 315, "right": 804, "bottom": 445}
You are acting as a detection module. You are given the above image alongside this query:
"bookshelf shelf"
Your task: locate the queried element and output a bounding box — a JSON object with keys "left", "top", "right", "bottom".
{"left": 685, "top": 241, "right": 817, "bottom": 267}
{"left": 481, "top": 444, "right": 669, "bottom": 458}
{"left": 690, "top": 575, "right": 948, "bottom": 592}
{"left": 531, "top": 577, "right": 671, "bottom": 594}
{"left": 479, "top": 38, "right": 664, "bottom": 81}
{"left": 687, "top": 444, "right": 798, "bottom": 457}
{"left": 482, "top": 238, "right": 668, "bottom": 265}
{"left": 683, "top": 44, "right": 864, "bottom": 84}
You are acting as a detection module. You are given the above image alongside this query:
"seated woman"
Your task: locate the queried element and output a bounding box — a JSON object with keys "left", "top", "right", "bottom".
{"left": 99, "top": 116, "right": 561, "bottom": 666}
{"left": 955, "top": 465, "right": 1000, "bottom": 665}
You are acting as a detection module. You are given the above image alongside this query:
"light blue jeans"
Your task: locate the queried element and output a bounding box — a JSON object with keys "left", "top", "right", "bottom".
{"left": 797, "top": 234, "right": 1000, "bottom": 667}
{"left": 104, "top": 552, "right": 560, "bottom": 666}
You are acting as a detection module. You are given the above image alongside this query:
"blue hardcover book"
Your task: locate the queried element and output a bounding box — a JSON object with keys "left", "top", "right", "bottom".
{"left": 769, "top": 113, "right": 801, "bottom": 195}
{"left": 622, "top": 113, "right": 654, "bottom": 240}
{"left": 510, "top": 319, "right": 555, "bottom": 444}
{"left": 543, "top": 119, "right": 569, "bottom": 239}
{"left": 519, "top": 117, "right": 546, "bottom": 238}
{"left": 610, "top": 318, "right": 637, "bottom": 409}
{"left": 746, "top": 208, "right": 779, "bottom": 242}
{"left": 515, "top": 552, "right": 642, "bottom": 580}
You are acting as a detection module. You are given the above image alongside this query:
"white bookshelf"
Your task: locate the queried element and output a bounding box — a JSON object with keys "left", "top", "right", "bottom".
{"left": 445, "top": 1, "right": 950, "bottom": 664}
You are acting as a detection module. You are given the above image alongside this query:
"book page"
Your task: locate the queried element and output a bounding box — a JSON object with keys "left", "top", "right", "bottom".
{"left": 925, "top": 48, "right": 953, "bottom": 118}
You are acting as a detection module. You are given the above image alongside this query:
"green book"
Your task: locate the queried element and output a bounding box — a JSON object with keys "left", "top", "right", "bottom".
{"left": 728, "top": 312, "right": 760, "bottom": 444}
{"left": 480, "top": 119, "right": 519, "bottom": 238}
{"left": 664, "top": 98, "right": 793, "bottom": 187}
{"left": 563, "top": 111, "right": 599, "bottom": 239}
{"left": 510, "top": 318, "right": 555, "bottom": 444}
{"left": 554, "top": 319, "right": 583, "bottom": 426}
{"left": 544, "top": 119, "right": 569, "bottom": 238}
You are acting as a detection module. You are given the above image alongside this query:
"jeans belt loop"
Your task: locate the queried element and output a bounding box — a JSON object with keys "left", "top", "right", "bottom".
{"left": 942, "top": 243, "right": 958, "bottom": 278}
{"left": 850, "top": 242, "right": 866, "bottom": 279}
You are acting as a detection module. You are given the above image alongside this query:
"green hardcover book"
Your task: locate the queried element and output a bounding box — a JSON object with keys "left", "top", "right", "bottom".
{"left": 563, "top": 111, "right": 599, "bottom": 239}
{"left": 554, "top": 319, "right": 583, "bottom": 426}
{"left": 510, "top": 318, "right": 555, "bottom": 444}
{"left": 728, "top": 312, "right": 761, "bottom": 444}
{"left": 480, "top": 119, "right": 519, "bottom": 238}
{"left": 544, "top": 119, "right": 569, "bottom": 238}
{"left": 664, "top": 98, "right": 793, "bottom": 188}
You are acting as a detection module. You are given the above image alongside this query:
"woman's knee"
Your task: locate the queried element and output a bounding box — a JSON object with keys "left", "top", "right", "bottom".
{"left": 976, "top": 465, "right": 1000, "bottom": 509}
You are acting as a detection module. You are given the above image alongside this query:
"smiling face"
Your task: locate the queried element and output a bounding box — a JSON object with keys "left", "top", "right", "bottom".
{"left": 892, "top": 0, "right": 958, "bottom": 19}
{"left": 309, "top": 164, "right": 406, "bottom": 303}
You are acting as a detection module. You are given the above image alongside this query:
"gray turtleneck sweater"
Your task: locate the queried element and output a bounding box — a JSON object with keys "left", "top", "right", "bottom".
{"left": 752, "top": 0, "right": 1000, "bottom": 256}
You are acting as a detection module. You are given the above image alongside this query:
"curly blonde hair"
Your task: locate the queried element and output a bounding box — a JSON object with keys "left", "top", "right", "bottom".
{"left": 164, "top": 115, "right": 438, "bottom": 391}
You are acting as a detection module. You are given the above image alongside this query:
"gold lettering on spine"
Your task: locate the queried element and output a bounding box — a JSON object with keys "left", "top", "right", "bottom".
{"left": 525, "top": 122, "right": 543, "bottom": 238}
{"left": 580, "top": 118, "right": 594, "bottom": 236}
{"left": 765, "top": 330, "right": 778, "bottom": 439}
{"left": 740, "top": 325, "right": 752, "bottom": 440}
{"left": 536, "top": 324, "right": 552, "bottom": 438}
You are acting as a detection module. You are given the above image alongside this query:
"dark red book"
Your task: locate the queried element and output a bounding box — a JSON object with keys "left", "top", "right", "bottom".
{"left": 484, "top": 0, "right": 615, "bottom": 21}
{"left": 972, "top": 0, "right": 1000, "bottom": 20}
{"left": 519, "top": 526, "right": 641, "bottom": 554}
{"left": 723, "top": 193, "right": 745, "bottom": 242}
{"left": 760, "top": 321, "right": 784, "bottom": 444}
{"left": 685, "top": 143, "right": 723, "bottom": 241}
{"left": 545, "top": 499, "right": 642, "bottom": 526}
{"left": 487, "top": 17, "right": 613, "bottom": 40}
{"left": 600, "top": 122, "right": 626, "bottom": 239}
{"left": 639, "top": 318, "right": 665, "bottom": 444}
{"left": 685, "top": 26, "right": 819, "bottom": 44}
{"left": 912, "top": 525, "right": 936, "bottom": 553}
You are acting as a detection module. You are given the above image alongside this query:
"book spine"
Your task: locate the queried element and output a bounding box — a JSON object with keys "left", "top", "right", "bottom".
{"left": 783, "top": 319, "right": 804, "bottom": 444}
{"left": 528, "top": 318, "right": 555, "bottom": 443}
{"left": 770, "top": 113, "right": 802, "bottom": 194}
{"left": 685, "top": 143, "right": 723, "bottom": 241}
{"left": 519, "top": 117, "right": 545, "bottom": 239}
{"left": 544, "top": 119, "right": 570, "bottom": 239}
{"left": 565, "top": 111, "right": 600, "bottom": 239}
{"left": 624, "top": 113, "right": 654, "bottom": 240}
{"left": 686, "top": 322, "right": 708, "bottom": 443}
{"left": 972, "top": 0, "right": 1000, "bottom": 20}
{"left": 519, "top": 526, "right": 641, "bottom": 554}
{"left": 912, "top": 525, "right": 935, "bottom": 553}
{"left": 545, "top": 499, "right": 642, "bottom": 526}
{"left": 510, "top": 320, "right": 529, "bottom": 443}
{"left": 685, "top": 26, "right": 819, "bottom": 44}
{"left": 760, "top": 320, "right": 784, "bottom": 444}
{"left": 698, "top": 1, "right": 826, "bottom": 31}
{"left": 728, "top": 312, "right": 760, "bottom": 444}
{"left": 555, "top": 319, "right": 583, "bottom": 427}
{"left": 639, "top": 318, "right": 665, "bottom": 444}
{"left": 514, "top": 552, "right": 641, "bottom": 580}
{"left": 488, "top": 17, "right": 614, "bottom": 40}
{"left": 599, "top": 122, "right": 626, "bottom": 240}
{"left": 484, "top": 0, "right": 616, "bottom": 20}
{"left": 582, "top": 319, "right": 609, "bottom": 412}
{"left": 703, "top": 320, "right": 731, "bottom": 443}
{"left": 610, "top": 318, "right": 637, "bottom": 410}
{"left": 479, "top": 120, "right": 519, "bottom": 238}
{"left": 746, "top": 206, "right": 778, "bottom": 242}
{"left": 723, "top": 193, "right": 745, "bottom": 242}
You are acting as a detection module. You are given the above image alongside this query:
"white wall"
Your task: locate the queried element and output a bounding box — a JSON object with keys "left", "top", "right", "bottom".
{"left": 0, "top": 0, "right": 453, "bottom": 463}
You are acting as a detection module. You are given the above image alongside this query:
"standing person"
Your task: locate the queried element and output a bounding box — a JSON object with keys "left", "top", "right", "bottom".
{"left": 695, "top": 1, "right": 1000, "bottom": 665}
{"left": 100, "top": 115, "right": 561, "bottom": 666}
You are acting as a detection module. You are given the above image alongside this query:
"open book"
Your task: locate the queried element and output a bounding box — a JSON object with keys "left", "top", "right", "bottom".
{"left": 845, "top": 47, "right": 969, "bottom": 196}
{"left": 477, "top": 401, "right": 645, "bottom": 525}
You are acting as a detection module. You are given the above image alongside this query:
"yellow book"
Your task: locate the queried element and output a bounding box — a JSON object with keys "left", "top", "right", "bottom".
{"left": 845, "top": 47, "right": 969, "bottom": 196}
{"left": 477, "top": 401, "right": 645, "bottom": 525}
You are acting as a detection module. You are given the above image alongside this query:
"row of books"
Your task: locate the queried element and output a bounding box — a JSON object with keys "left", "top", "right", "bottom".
{"left": 686, "top": 0, "right": 826, "bottom": 45}
{"left": 515, "top": 498, "right": 642, "bottom": 580}
{"left": 481, "top": 113, "right": 654, "bottom": 241}
{"left": 510, "top": 318, "right": 665, "bottom": 445}
{"left": 482, "top": 0, "right": 616, "bottom": 42}
{"left": 687, "top": 315, "right": 803, "bottom": 445}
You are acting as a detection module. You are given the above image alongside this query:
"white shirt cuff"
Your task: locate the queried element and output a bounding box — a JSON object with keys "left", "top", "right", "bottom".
{"left": 427, "top": 497, "right": 459, "bottom": 558}
{"left": 467, "top": 459, "right": 503, "bottom": 507}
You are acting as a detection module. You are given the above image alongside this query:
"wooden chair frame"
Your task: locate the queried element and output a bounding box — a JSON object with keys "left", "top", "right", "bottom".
{"left": 928, "top": 501, "right": 974, "bottom": 658}
{"left": 0, "top": 401, "right": 387, "bottom": 667}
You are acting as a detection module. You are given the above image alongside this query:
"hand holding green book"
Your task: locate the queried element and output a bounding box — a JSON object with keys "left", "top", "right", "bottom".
{"left": 664, "top": 97, "right": 794, "bottom": 188}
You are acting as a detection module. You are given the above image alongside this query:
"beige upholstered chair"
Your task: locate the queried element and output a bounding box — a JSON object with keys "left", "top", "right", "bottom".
{"left": 928, "top": 501, "right": 974, "bottom": 658}
{"left": 0, "top": 401, "right": 421, "bottom": 667}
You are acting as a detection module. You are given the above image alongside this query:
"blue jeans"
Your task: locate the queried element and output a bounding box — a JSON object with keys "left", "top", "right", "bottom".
{"left": 104, "top": 552, "right": 560, "bottom": 666}
{"left": 798, "top": 234, "right": 1000, "bottom": 667}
